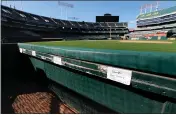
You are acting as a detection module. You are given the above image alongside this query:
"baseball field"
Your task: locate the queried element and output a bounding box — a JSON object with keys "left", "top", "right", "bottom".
{"left": 30, "top": 40, "right": 176, "bottom": 53}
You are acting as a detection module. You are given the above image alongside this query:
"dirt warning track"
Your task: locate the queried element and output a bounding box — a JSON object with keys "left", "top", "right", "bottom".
{"left": 119, "top": 40, "right": 173, "bottom": 44}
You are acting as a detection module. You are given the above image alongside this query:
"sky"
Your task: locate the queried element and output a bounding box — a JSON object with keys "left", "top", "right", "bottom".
{"left": 1, "top": 1, "right": 176, "bottom": 28}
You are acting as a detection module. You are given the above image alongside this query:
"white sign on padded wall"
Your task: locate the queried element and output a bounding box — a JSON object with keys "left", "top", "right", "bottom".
{"left": 19, "top": 48, "right": 23, "bottom": 53}
{"left": 53, "top": 56, "right": 62, "bottom": 65}
{"left": 32, "top": 51, "right": 36, "bottom": 56}
{"left": 107, "top": 67, "right": 132, "bottom": 85}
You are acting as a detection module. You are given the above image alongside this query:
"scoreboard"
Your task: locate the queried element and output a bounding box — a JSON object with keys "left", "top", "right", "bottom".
{"left": 96, "top": 16, "right": 119, "bottom": 22}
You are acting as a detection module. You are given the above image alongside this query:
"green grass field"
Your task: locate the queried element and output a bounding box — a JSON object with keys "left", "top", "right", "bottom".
{"left": 30, "top": 40, "right": 176, "bottom": 53}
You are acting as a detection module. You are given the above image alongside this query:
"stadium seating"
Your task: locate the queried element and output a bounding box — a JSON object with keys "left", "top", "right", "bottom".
{"left": 137, "top": 6, "right": 176, "bottom": 19}
{"left": 137, "top": 14, "right": 176, "bottom": 26}
{"left": 1, "top": 5, "right": 129, "bottom": 42}
{"left": 129, "top": 5, "right": 176, "bottom": 40}
{"left": 99, "top": 22, "right": 108, "bottom": 27}
{"left": 107, "top": 22, "right": 116, "bottom": 27}
{"left": 137, "top": 6, "right": 176, "bottom": 27}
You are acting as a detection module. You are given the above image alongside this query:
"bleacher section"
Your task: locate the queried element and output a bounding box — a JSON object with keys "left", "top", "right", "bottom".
{"left": 135, "top": 23, "right": 176, "bottom": 31}
{"left": 137, "top": 6, "right": 176, "bottom": 20}
{"left": 128, "top": 30, "right": 169, "bottom": 40}
{"left": 1, "top": 5, "right": 128, "bottom": 42}
{"left": 136, "top": 6, "right": 176, "bottom": 28}
{"left": 127, "top": 6, "right": 176, "bottom": 40}
{"left": 137, "top": 13, "right": 176, "bottom": 26}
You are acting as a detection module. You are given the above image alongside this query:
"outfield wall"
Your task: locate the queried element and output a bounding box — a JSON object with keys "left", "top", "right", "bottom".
{"left": 130, "top": 36, "right": 169, "bottom": 40}
{"left": 130, "top": 36, "right": 176, "bottom": 40}
{"left": 17, "top": 43, "right": 176, "bottom": 113}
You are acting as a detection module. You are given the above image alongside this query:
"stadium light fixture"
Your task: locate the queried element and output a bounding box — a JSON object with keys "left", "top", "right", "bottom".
{"left": 140, "top": 1, "right": 159, "bottom": 14}
{"left": 71, "top": 27, "right": 72, "bottom": 29}
{"left": 62, "top": 27, "right": 64, "bottom": 29}
{"left": 58, "top": 1, "right": 74, "bottom": 20}
{"left": 20, "top": 0, "right": 23, "bottom": 10}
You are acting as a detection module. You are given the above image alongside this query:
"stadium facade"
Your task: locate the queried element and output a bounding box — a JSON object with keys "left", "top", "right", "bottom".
{"left": 128, "top": 6, "right": 176, "bottom": 40}
{"left": 1, "top": 5, "right": 128, "bottom": 43}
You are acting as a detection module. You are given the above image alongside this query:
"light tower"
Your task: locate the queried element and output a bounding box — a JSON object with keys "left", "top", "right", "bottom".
{"left": 155, "top": 1, "right": 159, "bottom": 11}
{"left": 20, "top": 0, "right": 23, "bottom": 10}
{"left": 58, "top": 1, "right": 74, "bottom": 20}
{"left": 140, "top": 1, "right": 160, "bottom": 14}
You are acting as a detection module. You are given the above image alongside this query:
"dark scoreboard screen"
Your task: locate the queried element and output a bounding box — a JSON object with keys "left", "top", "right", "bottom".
{"left": 96, "top": 16, "right": 119, "bottom": 22}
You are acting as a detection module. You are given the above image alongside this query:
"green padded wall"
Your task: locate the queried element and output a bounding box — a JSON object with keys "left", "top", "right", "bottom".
{"left": 160, "top": 36, "right": 168, "bottom": 40}
{"left": 18, "top": 43, "right": 176, "bottom": 76}
{"left": 151, "top": 36, "right": 158, "bottom": 40}
{"left": 29, "top": 57, "right": 176, "bottom": 113}
{"left": 49, "top": 83, "right": 116, "bottom": 113}
{"left": 19, "top": 47, "right": 176, "bottom": 99}
{"left": 17, "top": 43, "right": 176, "bottom": 113}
